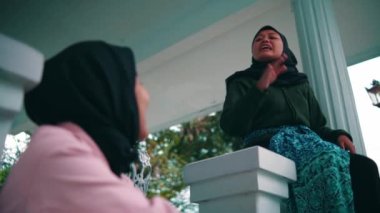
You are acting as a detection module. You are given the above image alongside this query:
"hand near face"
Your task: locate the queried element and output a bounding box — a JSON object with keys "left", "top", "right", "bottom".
{"left": 337, "top": 135, "right": 356, "bottom": 154}
{"left": 256, "top": 53, "right": 288, "bottom": 91}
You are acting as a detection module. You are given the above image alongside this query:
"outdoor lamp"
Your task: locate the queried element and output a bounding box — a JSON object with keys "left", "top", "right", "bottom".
{"left": 366, "top": 80, "right": 380, "bottom": 108}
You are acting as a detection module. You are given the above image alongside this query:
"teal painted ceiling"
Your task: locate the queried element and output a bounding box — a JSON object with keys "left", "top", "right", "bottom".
{"left": 3, "top": 0, "right": 379, "bottom": 134}
{"left": 0, "top": 0, "right": 256, "bottom": 132}
{"left": 0, "top": 0, "right": 256, "bottom": 62}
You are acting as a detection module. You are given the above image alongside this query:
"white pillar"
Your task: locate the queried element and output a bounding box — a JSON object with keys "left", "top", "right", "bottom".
{"left": 0, "top": 33, "right": 43, "bottom": 160}
{"left": 291, "top": 0, "right": 365, "bottom": 154}
{"left": 183, "top": 146, "right": 297, "bottom": 213}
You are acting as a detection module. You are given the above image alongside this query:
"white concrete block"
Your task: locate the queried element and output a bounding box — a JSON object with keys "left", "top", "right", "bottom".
{"left": 184, "top": 146, "right": 296, "bottom": 184}
{"left": 0, "top": 33, "right": 43, "bottom": 159}
{"left": 183, "top": 146, "right": 297, "bottom": 213}
{"left": 199, "top": 192, "right": 281, "bottom": 213}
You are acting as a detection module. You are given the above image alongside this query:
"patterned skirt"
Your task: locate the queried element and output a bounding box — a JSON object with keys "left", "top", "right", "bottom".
{"left": 244, "top": 125, "right": 354, "bottom": 213}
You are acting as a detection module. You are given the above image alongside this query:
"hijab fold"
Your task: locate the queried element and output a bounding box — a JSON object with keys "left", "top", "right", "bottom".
{"left": 25, "top": 41, "right": 139, "bottom": 175}
{"left": 227, "top": 25, "right": 307, "bottom": 86}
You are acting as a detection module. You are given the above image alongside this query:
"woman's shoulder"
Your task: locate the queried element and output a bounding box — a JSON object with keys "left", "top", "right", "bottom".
{"left": 32, "top": 124, "right": 80, "bottom": 145}
{"left": 30, "top": 123, "right": 96, "bottom": 157}
{"left": 33, "top": 124, "right": 73, "bottom": 137}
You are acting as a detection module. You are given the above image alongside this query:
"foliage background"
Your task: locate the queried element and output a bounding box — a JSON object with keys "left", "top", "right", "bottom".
{"left": 1, "top": 133, "right": 30, "bottom": 186}
{"left": 144, "top": 111, "right": 242, "bottom": 210}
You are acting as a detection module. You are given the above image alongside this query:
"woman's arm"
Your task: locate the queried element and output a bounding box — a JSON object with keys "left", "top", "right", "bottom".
{"left": 307, "top": 85, "right": 354, "bottom": 151}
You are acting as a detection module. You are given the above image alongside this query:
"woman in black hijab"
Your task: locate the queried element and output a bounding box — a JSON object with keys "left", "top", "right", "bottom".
{"left": 0, "top": 41, "right": 178, "bottom": 213}
{"left": 220, "top": 26, "right": 380, "bottom": 212}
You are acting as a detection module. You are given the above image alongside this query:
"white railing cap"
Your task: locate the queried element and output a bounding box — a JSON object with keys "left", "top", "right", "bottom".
{"left": 183, "top": 146, "right": 296, "bottom": 184}
{"left": 0, "top": 33, "right": 44, "bottom": 91}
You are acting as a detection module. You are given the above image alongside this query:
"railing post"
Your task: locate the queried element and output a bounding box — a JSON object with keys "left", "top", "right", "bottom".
{"left": 0, "top": 33, "right": 43, "bottom": 161}
{"left": 183, "top": 146, "right": 296, "bottom": 213}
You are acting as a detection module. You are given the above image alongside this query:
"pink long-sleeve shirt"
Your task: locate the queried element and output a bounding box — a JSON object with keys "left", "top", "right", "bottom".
{"left": 0, "top": 122, "right": 179, "bottom": 213}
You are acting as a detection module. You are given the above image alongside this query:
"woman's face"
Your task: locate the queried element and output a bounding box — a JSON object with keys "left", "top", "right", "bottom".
{"left": 252, "top": 29, "right": 283, "bottom": 62}
{"left": 135, "top": 78, "right": 150, "bottom": 140}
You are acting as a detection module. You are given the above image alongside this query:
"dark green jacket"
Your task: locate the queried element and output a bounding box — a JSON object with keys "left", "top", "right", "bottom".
{"left": 220, "top": 74, "right": 351, "bottom": 146}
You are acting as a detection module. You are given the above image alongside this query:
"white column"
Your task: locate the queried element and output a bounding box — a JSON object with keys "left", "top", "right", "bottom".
{"left": 183, "top": 146, "right": 297, "bottom": 213}
{"left": 291, "top": 0, "right": 365, "bottom": 154}
{"left": 0, "top": 33, "right": 43, "bottom": 160}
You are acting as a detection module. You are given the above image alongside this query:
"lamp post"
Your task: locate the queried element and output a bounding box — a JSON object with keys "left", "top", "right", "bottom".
{"left": 366, "top": 80, "right": 380, "bottom": 108}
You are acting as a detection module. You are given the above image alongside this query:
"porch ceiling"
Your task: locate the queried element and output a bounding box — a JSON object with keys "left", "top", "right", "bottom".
{"left": 1, "top": 0, "right": 379, "bottom": 133}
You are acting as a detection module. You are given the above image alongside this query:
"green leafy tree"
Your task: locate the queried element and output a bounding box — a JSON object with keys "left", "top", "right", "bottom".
{"left": 0, "top": 132, "right": 31, "bottom": 185}
{"left": 145, "top": 111, "right": 242, "bottom": 205}
{"left": 0, "top": 167, "right": 11, "bottom": 186}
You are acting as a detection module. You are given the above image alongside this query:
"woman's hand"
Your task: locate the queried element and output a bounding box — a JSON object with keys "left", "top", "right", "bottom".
{"left": 337, "top": 135, "right": 356, "bottom": 154}
{"left": 256, "top": 53, "right": 288, "bottom": 91}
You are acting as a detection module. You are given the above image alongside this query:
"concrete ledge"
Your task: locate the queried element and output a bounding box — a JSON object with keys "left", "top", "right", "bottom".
{"left": 183, "top": 146, "right": 297, "bottom": 213}
{"left": 0, "top": 33, "right": 43, "bottom": 90}
{"left": 0, "top": 33, "right": 43, "bottom": 159}
{"left": 184, "top": 146, "right": 296, "bottom": 183}
{"left": 189, "top": 170, "right": 291, "bottom": 202}
{"left": 199, "top": 192, "right": 282, "bottom": 213}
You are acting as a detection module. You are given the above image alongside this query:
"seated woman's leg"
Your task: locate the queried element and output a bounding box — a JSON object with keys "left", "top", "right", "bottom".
{"left": 350, "top": 153, "right": 380, "bottom": 212}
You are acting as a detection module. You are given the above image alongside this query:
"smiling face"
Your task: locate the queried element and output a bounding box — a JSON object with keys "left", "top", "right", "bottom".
{"left": 252, "top": 29, "right": 284, "bottom": 62}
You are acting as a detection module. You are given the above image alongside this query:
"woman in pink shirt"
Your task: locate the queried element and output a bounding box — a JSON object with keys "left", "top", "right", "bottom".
{"left": 0, "top": 41, "right": 179, "bottom": 213}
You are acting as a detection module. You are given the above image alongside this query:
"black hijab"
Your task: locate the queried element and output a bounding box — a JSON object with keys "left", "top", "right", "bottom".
{"left": 227, "top": 25, "right": 307, "bottom": 86}
{"left": 25, "top": 41, "right": 139, "bottom": 176}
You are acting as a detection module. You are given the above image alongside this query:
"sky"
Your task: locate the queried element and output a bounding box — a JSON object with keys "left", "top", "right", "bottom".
{"left": 348, "top": 56, "right": 380, "bottom": 168}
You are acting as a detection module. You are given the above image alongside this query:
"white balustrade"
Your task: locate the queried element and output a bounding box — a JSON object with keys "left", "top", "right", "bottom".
{"left": 0, "top": 33, "right": 43, "bottom": 160}
{"left": 183, "top": 146, "right": 296, "bottom": 213}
